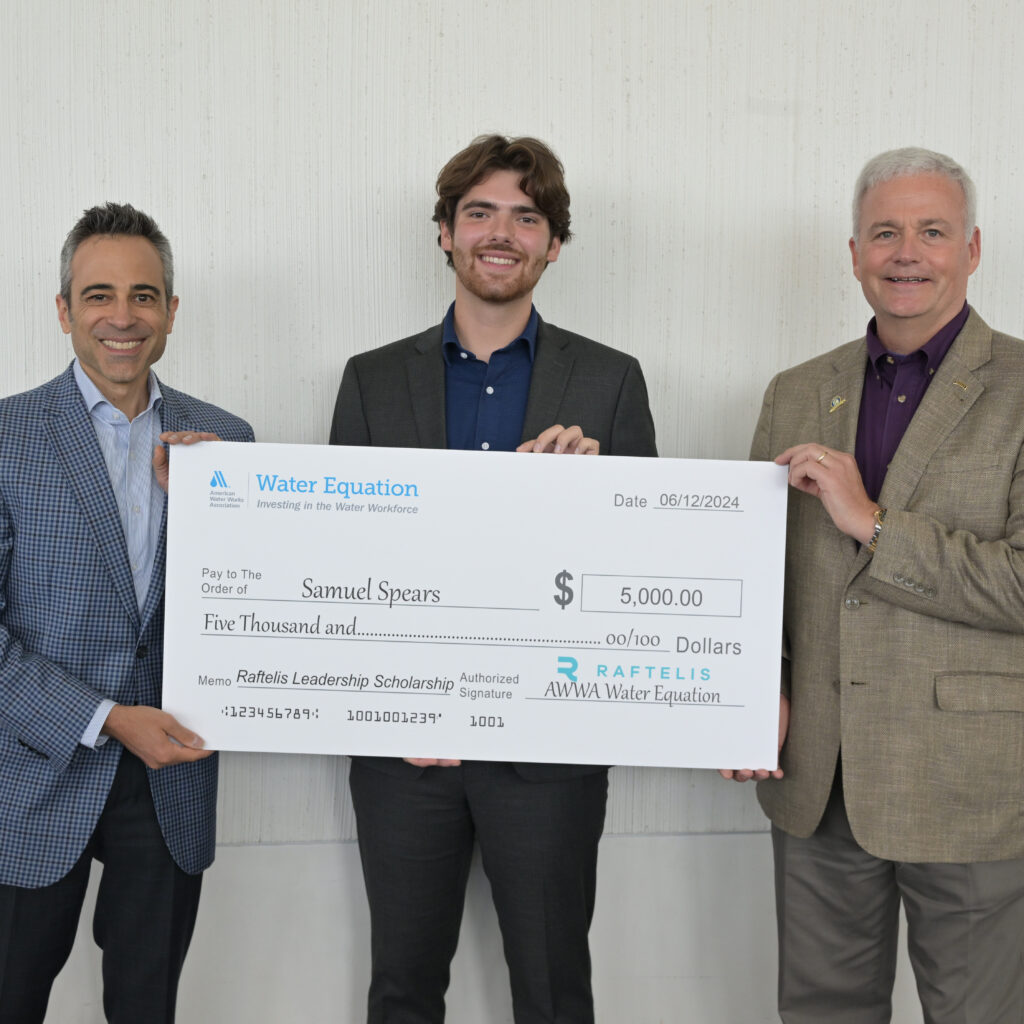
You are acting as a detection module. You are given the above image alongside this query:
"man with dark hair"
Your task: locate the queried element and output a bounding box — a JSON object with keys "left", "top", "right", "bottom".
{"left": 0, "top": 202, "right": 253, "bottom": 1022}
{"left": 331, "top": 135, "right": 656, "bottom": 1024}
{"left": 724, "top": 148, "right": 1024, "bottom": 1022}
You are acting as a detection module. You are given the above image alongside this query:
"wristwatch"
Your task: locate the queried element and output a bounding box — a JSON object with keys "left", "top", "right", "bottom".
{"left": 867, "top": 506, "right": 887, "bottom": 552}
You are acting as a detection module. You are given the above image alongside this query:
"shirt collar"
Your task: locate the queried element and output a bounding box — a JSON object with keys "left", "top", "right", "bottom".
{"left": 441, "top": 302, "right": 539, "bottom": 365}
{"left": 73, "top": 358, "right": 162, "bottom": 421}
{"left": 865, "top": 302, "right": 970, "bottom": 371}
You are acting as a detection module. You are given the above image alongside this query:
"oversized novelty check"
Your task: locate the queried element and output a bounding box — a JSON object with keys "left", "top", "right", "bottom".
{"left": 163, "top": 443, "right": 787, "bottom": 769}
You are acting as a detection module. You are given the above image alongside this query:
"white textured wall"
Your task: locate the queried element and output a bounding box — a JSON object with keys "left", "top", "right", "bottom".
{"left": 2, "top": 0, "right": 1014, "bottom": 1020}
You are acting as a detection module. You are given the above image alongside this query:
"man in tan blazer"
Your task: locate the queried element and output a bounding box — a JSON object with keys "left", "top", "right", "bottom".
{"left": 724, "top": 149, "right": 1024, "bottom": 1022}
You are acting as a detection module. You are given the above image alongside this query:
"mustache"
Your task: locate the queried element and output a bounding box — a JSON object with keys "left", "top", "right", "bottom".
{"left": 473, "top": 243, "right": 520, "bottom": 255}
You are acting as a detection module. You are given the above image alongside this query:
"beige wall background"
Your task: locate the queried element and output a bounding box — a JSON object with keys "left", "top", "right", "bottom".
{"left": 3, "top": 0, "right": 1017, "bottom": 1020}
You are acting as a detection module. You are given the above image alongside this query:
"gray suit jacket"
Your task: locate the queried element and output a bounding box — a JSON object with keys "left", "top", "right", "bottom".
{"left": 754, "top": 309, "right": 1024, "bottom": 862}
{"left": 330, "top": 316, "right": 658, "bottom": 780}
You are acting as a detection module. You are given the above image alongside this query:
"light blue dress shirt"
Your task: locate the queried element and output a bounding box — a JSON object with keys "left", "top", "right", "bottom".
{"left": 73, "top": 359, "right": 165, "bottom": 747}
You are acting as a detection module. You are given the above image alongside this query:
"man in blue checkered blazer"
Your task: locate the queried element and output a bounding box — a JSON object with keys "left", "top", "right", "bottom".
{"left": 0, "top": 203, "right": 253, "bottom": 1022}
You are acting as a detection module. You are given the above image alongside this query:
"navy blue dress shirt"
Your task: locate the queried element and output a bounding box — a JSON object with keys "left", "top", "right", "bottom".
{"left": 442, "top": 303, "right": 537, "bottom": 452}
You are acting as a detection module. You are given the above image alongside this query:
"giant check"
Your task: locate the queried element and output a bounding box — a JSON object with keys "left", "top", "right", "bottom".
{"left": 163, "top": 443, "right": 787, "bottom": 768}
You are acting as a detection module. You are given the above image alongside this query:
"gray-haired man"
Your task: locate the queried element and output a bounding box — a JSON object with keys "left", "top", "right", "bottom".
{"left": 725, "top": 149, "right": 1024, "bottom": 1022}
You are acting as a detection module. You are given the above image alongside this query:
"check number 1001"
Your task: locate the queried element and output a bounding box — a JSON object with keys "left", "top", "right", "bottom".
{"left": 470, "top": 716, "right": 505, "bottom": 728}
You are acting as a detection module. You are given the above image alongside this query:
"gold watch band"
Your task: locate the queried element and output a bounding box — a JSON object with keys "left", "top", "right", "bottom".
{"left": 867, "top": 506, "right": 887, "bottom": 552}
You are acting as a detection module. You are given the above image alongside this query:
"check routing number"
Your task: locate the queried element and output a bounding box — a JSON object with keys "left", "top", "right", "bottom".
{"left": 163, "top": 443, "right": 787, "bottom": 769}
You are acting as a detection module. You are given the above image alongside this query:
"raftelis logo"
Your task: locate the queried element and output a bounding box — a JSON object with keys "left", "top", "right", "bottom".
{"left": 210, "top": 470, "right": 229, "bottom": 488}
{"left": 556, "top": 656, "right": 578, "bottom": 682}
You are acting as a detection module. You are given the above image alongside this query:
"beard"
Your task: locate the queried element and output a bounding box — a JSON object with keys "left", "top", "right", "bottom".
{"left": 450, "top": 244, "right": 551, "bottom": 303}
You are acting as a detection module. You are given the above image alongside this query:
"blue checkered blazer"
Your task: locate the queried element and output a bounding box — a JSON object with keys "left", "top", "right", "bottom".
{"left": 0, "top": 366, "right": 253, "bottom": 887}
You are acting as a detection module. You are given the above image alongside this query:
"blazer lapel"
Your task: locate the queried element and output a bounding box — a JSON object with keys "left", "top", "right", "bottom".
{"left": 140, "top": 382, "right": 190, "bottom": 631}
{"left": 407, "top": 327, "right": 447, "bottom": 448}
{"left": 875, "top": 310, "right": 988, "bottom": 515}
{"left": 819, "top": 341, "right": 866, "bottom": 457}
{"left": 45, "top": 369, "right": 140, "bottom": 628}
{"left": 817, "top": 341, "right": 869, "bottom": 571}
{"left": 522, "top": 319, "right": 574, "bottom": 441}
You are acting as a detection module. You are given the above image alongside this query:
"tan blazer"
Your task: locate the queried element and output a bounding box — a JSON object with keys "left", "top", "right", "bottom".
{"left": 755, "top": 309, "right": 1024, "bottom": 863}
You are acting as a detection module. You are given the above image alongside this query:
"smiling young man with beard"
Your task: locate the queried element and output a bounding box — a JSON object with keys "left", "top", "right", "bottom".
{"left": 330, "top": 135, "right": 656, "bottom": 1024}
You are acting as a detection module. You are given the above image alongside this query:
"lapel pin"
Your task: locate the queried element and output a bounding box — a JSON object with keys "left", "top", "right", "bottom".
{"left": 953, "top": 380, "right": 968, "bottom": 390}
{"left": 828, "top": 395, "right": 846, "bottom": 413}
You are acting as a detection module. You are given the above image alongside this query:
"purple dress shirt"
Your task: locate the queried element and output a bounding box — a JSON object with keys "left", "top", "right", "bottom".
{"left": 855, "top": 303, "right": 970, "bottom": 501}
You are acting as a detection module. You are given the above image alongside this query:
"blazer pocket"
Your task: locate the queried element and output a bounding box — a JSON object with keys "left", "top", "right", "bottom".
{"left": 923, "top": 448, "right": 1002, "bottom": 474}
{"left": 12, "top": 736, "right": 47, "bottom": 759}
{"left": 935, "top": 673, "right": 1024, "bottom": 712}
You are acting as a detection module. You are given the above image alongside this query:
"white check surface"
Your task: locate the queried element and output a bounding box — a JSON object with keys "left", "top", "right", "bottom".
{"left": 163, "top": 443, "right": 787, "bottom": 768}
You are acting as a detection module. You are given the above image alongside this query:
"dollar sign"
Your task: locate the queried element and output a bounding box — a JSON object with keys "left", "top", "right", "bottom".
{"left": 553, "top": 570, "right": 574, "bottom": 610}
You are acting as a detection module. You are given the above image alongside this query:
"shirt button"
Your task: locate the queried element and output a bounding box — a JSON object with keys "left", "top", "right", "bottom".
{"left": 481, "top": 442, "right": 490, "bottom": 451}
{"left": 886, "top": 356, "right": 895, "bottom": 364}
{"left": 132, "top": 505, "right": 141, "bottom": 515}
{"left": 460, "top": 352, "right": 469, "bottom": 360}
{"left": 844, "top": 597, "right": 860, "bottom": 610}
{"left": 896, "top": 395, "right": 907, "bottom": 403}
{"left": 485, "top": 386, "right": 494, "bottom": 395}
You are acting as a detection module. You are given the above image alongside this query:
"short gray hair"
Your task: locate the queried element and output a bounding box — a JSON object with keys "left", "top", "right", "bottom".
{"left": 852, "top": 148, "right": 976, "bottom": 243}
{"left": 60, "top": 202, "right": 174, "bottom": 306}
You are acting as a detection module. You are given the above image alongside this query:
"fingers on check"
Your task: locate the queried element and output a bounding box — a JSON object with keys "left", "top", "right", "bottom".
{"left": 789, "top": 445, "right": 833, "bottom": 482}
{"left": 775, "top": 443, "right": 821, "bottom": 467}
{"left": 516, "top": 425, "right": 560, "bottom": 453}
{"left": 167, "top": 744, "right": 215, "bottom": 765}
{"left": 518, "top": 424, "right": 589, "bottom": 454}
{"left": 159, "top": 430, "right": 219, "bottom": 445}
{"left": 165, "top": 723, "right": 206, "bottom": 750}
{"left": 720, "top": 766, "right": 781, "bottom": 782}
{"left": 552, "top": 425, "right": 585, "bottom": 453}
{"left": 548, "top": 425, "right": 599, "bottom": 454}
{"left": 533, "top": 424, "right": 570, "bottom": 453}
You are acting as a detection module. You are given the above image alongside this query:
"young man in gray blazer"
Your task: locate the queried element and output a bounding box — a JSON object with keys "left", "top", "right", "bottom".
{"left": 330, "top": 135, "right": 656, "bottom": 1024}
{"left": 724, "top": 149, "right": 1024, "bottom": 1022}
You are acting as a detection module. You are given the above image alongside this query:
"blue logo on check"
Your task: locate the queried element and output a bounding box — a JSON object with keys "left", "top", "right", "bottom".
{"left": 556, "top": 656, "right": 578, "bottom": 682}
